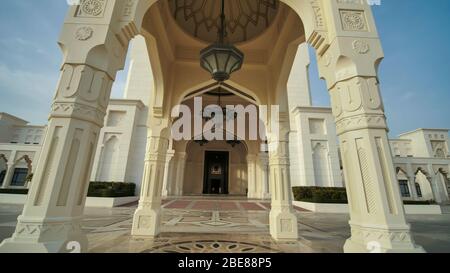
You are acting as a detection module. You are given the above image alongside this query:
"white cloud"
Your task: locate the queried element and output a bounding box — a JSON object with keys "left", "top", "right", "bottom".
{"left": 0, "top": 63, "right": 57, "bottom": 101}
{"left": 0, "top": 37, "right": 51, "bottom": 57}
{"left": 0, "top": 63, "right": 58, "bottom": 124}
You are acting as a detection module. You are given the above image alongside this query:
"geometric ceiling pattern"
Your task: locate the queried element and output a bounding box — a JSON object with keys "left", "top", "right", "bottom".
{"left": 169, "top": 0, "right": 280, "bottom": 44}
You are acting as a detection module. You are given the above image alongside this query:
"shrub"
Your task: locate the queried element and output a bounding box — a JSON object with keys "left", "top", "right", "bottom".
{"left": 0, "top": 188, "right": 29, "bottom": 195}
{"left": 403, "top": 200, "right": 436, "bottom": 205}
{"left": 293, "top": 187, "right": 348, "bottom": 204}
{"left": 87, "top": 182, "right": 136, "bottom": 198}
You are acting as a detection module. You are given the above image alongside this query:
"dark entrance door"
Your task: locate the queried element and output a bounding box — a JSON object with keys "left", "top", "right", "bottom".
{"left": 203, "top": 151, "right": 229, "bottom": 195}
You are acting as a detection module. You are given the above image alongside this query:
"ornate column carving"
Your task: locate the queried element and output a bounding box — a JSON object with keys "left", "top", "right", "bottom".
{"left": 0, "top": 1, "right": 130, "bottom": 253}
{"left": 268, "top": 114, "right": 298, "bottom": 241}
{"left": 329, "top": 75, "right": 424, "bottom": 253}
{"left": 132, "top": 129, "right": 169, "bottom": 237}
{"left": 313, "top": 0, "right": 425, "bottom": 252}
{"left": 322, "top": 57, "right": 423, "bottom": 253}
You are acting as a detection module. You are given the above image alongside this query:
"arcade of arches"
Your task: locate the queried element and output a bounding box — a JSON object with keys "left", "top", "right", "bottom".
{"left": 0, "top": 0, "right": 429, "bottom": 253}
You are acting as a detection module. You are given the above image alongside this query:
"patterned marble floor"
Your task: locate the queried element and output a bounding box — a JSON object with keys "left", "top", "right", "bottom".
{"left": 84, "top": 198, "right": 344, "bottom": 253}
{"left": 1, "top": 201, "right": 449, "bottom": 253}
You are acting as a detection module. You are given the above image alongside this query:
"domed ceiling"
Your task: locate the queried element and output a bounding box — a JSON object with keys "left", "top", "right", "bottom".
{"left": 169, "top": 0, "right": 280, "bottom": 44}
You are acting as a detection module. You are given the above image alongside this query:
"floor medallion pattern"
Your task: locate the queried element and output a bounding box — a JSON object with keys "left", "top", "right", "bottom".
{"left": 142, "top": 239, "right": 280, "bottom": 253}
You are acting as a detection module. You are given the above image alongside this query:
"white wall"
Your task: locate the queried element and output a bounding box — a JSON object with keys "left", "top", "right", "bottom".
{"left": 124, "top": 35, "right": 153, "bottom": 106}
{"left": 0, "top": 113, "right": 29, "bottom": 143}
{"left": 90, "top": 100, "right": 146, "bottom": 196}
{"left": 291, "top": 107, "right": 343, "bottom": 188}
{"left": 398, "top": 129, "right": 450, "bottom": 158}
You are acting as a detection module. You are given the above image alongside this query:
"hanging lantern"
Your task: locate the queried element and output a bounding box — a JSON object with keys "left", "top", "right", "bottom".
{"left": 200, "top": 0, "right": 244, "bottom": 82}
{"left": 200, "top": 44, "right": 244, "bottom": 82}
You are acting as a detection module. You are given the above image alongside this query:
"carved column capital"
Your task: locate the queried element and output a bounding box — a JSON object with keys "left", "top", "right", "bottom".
{"left": 329, "top": 76, "right": 388, "bottom": 135}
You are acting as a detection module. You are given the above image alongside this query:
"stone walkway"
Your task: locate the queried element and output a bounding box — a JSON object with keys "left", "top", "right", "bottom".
{"left": 0, "top": 200, "right": 449, "bottom": 253}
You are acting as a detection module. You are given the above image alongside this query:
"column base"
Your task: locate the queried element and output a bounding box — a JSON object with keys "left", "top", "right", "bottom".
{"left": 0, "top": 218, "right": 87, "bottom": 253}
{"left": 269, "top": 206, "right": 298, "bottom": 241}
{"left": 161, "top": 190, "right": 168, "bottom": 198}
{"left": 261, "top": 193, "right": 272, "bottom": 200}
{"left": 131, "top": 207, "right": 161, "bottom": 237}
{"left": 344, "top": 224, "right": 425, "bottom": 253}
{"left": 247, "top": 192, "right": 259, "bottom": 200}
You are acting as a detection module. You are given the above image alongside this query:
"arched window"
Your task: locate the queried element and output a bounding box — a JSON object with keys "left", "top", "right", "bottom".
{"left": 398, "top": 180, "right": 410, "bottom": 198}
{"left": 11, "top": 168, "right": 28, "bottom": 187}
{"left": 415, "top": 183, "right": 422, "bottom": 198}
{"left": 435, "top": 148, "right": 445, "bottom": 158}
{"left": 312, "top": 142, "right": 331, "bottom": 187}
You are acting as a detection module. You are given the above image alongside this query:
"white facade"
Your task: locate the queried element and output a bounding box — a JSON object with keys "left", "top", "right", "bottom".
{"left": 0, "top": 0, "right": 434, "bottom": 253}
{"left": 0, "top": 113, "right": 45, "bottom": 189}
{"left": 90, "top": 99, "right": 147, "bottom": 194}
{"left": 392, "top": 129, "right": 450, "bottom": 204}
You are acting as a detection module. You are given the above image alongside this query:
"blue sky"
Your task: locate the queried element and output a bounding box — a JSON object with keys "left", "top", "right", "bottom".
{"left": 0, "top": 1, "right": 449, "bottom": 138}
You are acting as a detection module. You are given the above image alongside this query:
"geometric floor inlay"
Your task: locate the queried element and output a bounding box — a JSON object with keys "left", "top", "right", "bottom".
{"left": 81, "top": 198, "right": 333, "bottom": 253}
{"left": 1, "top": 201, "right": 449, "bottom": 253}
{"left": 142, "top": 239, "right": 280, "bottom": 253}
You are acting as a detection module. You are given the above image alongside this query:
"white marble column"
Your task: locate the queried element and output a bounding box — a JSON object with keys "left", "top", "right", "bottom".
{"left": 328, "top": 75, "right": 424, "bottom": 253}
{"left": 132, "top": 131, "right": 169, "bottom": 237}
{"left": 0, "top": 65, "right": 117, "bottom": 252}
{"left": 314, "top": 2, "right": 423, "bottom": 251}
{"left": 246, "top": 154, "right": 258, "bottom": 199}
{"left": 427, "top": 165, "right": 448, "bottom": 203}
{"left": 268, "top": 114, "right": 298, "bottom": 241}
{"left": 0, "top": 2, "right": 129, "bottom": 253}
{"left": 162, "top": 150, "right": 175, "bottom": 197}
{"left": 406, "top": 164, "right": 418, "bottom": 199}
{"left": 173, "top": 152, "right": 187, "bottom": 197}
{"left": 257, "top": 152, "right": 270, "bottom": 199}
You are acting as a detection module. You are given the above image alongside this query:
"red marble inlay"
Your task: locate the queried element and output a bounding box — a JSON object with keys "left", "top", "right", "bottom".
{"left": 161, "top": 199, "right": 171, "bottom": 205}
{"left": 165, "top": 200, "right": 191, "bottom": 209}
{"left": 259, "top": 202, "right": 271, "bottom": 209}
{"left": 218, "top": 202, "right": 238, "bottom": 211}
{"left": 192, "top": 201, "right": 218, "bottom": 210}
{"left": 240, "top": 202, "right": 265, "bottom": 211}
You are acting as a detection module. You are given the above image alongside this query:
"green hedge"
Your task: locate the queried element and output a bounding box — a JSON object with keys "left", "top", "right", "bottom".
{"left": 293, "top": 187, "right": 437, "bottom": 205}
{"left": 0, "top": 188, "right": 29, "bottom": 195}
{"left": 87, "top": 182, "right": 136, "bottom": 198}
{"left": 293, "top": 187, "right": 348, "bottom": 204}
{"left": 403, "top": 200, "right": 436, "bottom": 205}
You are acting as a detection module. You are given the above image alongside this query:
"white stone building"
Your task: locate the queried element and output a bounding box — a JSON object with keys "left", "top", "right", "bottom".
{"left": 2, "top": 0, "right": 450, "bottom": 253}
{"left": 1, "top": 42, "right": 449, "bottom": 204}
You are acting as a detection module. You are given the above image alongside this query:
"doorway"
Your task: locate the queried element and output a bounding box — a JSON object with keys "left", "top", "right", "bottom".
{"left": 203, "top": 151, "right": 229, "bottom": 195}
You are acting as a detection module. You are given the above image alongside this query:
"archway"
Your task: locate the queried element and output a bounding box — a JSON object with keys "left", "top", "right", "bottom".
{"left": 165, "top": 80, "right": 270, "bottom": 199}
{"left": 10, "top": 155, "right": 32, "bottom": 187}
{"left": 414, "top": 169, "right": 435, "bottom": 201}
{"left": 0, "top": 0, "right": 424, "bottom": 253}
